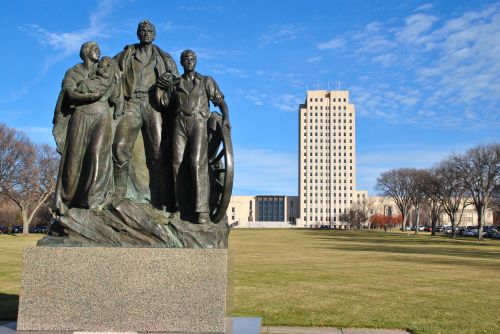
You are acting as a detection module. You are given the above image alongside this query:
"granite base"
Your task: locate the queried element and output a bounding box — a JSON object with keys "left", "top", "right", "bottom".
{"left": 17, "top": 247, "right": 227, "bottom": 333}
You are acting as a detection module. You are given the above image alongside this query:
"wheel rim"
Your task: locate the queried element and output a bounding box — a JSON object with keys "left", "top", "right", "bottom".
{"left": 208, "top": 113, "right": 234, "bottom": 223}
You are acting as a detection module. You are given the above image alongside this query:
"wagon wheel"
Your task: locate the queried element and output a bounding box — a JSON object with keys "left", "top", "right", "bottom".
{"left": 207, "top": 112, "right": 234, "bottom": 223}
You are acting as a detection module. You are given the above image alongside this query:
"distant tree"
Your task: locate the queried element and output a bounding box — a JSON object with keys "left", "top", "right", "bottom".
{"left": 376, "top": 168, "right": 415, "bottom": 231}
{"left": 424, "top": 169, "right": 443, "bottom": 236}
{"left": 0, "top": 198, "right": 20, "bottom": 227}
{"left": 492, "top": 185, "right": 500, "bottom": 225}
{"left": 450, "top": 143, "right": 500, "bottom": 240}
{"left": 338, "top": 201, "right": 371, "bottom": 230}
{"left": 433, "top": 160, "right": 470, "bottom": 238}
{"left": 409, "top": 169, "right": 433, "bottom": 234}
{"left": 0, "top": 124, "right": 58, "bottom": 234}
{"left": 370, "top": 213, "right": 402, "bottom": 233}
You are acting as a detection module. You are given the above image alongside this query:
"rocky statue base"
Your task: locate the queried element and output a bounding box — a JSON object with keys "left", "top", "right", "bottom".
{"left": 17, "top": 247, "right": 227, "bottom": 333}
{"left": 38, "top": 198, "right": 230, "bottom": 248}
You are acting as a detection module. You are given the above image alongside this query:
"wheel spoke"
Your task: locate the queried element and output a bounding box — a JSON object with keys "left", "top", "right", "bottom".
{"left": 215, "top": 178, "right": 224, "bottom": 188}
{"left": 211, "top": 148, "right": 226, "bottom": 165}
{"left": 211, "top": 167, "right": 226, "bottom": 173}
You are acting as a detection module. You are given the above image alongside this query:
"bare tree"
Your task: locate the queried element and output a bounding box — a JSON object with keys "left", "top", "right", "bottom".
{"left": 433, "top": 160, "right": 470, "bottom": 238}
{"left": 376, "top": 168, "right": 416, "bottom": 231}
{"left": 0, "top": 124, "right": 58, "bottom": 234}
{"left": 425, "top": 171, "right": 442, "bottom": 236}
{"left": 409, "top": 169, "right": 433, "bottom": 234}
{"left": 339, "top": 201, "right": 371, "bottom": 230}
{"left": 492, "top": 185, "right": 500, "bottom": 226}
{"left": 450, "top": 143, "right": 500, "bottom": 240}
{"left": 421, "top": 168, "right": 442, "bottom": 235}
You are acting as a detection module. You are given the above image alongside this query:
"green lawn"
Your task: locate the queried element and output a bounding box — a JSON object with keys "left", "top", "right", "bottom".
{"left": 229, "top": 229, "right": 500, "bottom": 334}
{"left": 0, "top": 234, "right": 42, "bottom": 320}
{"left": 1, "top": 230, "right": 499, "bottom": 333}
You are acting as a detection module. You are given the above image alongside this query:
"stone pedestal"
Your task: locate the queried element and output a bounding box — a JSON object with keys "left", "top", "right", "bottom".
{"left": 17, "top": 247, "right": 227, "bottom": 333}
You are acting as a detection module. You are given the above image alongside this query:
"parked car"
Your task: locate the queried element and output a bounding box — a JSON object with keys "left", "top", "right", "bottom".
{"left": 464, "top": 229, "right": 479, "bottom": 237}
{"left": 36, "top": 226, "right": 48, "bottom": 234}
{"left": 11, "top": 225, "right": 23, "bottom": 234}
{"left": 435, "top": 226, "right": 444, "bottom": 232}
{"left": 0, "top": 225, "right": 9, "bottom": 234}
{"left": 424, "top": 226, "right": 432, "bottom": 232}
{"left": 483, "top": 229, "right": 498, "bottom": 238}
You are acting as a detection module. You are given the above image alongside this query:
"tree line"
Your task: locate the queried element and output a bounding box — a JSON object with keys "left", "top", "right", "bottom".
{"left": 0, "top": 123, "right": 59, "bottom": 234}
{"left": 375, "top": 142, "right": 499, "bottom": 240}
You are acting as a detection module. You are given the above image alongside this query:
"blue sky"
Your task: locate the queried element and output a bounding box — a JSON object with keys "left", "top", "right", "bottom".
{"left": 1, "top": 0, "right": 499, "bottom": 196}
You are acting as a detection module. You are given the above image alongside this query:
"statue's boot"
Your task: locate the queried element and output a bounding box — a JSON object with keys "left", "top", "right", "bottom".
{"left": 197, "top": 212, "right": 211, "bottom": 225}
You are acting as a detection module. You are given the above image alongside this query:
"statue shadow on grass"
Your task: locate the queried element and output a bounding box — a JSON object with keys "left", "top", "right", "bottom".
{"left": 0, "top": 293, "right": 18, "bottom": 321}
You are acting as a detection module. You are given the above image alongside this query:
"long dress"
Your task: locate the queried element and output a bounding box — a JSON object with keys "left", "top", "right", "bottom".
{"left": 52, "top": 63, "right": 117, "bottom": 214}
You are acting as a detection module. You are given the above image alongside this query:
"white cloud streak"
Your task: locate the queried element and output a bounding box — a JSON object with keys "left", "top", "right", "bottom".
{"left": 21, "top": 0, "right": 116, "bottom": 59}
{"left": 6, "top": 0, "right": 119, "bottom": 104}
{"left": 320, "top": 3, "right": 500, "bottom": 129}
{"left": 317, "top": 37, "right": 345, "bottom": 50}
{"left": 258, "top": 24, "right": 302, "bottom": 47}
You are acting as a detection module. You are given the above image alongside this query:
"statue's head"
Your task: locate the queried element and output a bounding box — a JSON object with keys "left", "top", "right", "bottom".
{"left": 80, "top": 41, "right": 100, "bottom": 63}
{"left": 96, "top": 57, "right": 112, "bottom": 79}
{"left": 180, "top": 49, "right": 197, "bottom": 71}
{"left": 137, "top": 20, "right": 156, "bottom": 44}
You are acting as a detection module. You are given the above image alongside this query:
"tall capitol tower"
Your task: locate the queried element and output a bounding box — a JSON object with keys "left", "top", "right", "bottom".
{"left": 297, "top": 90, "right": 367, "bottom": 228}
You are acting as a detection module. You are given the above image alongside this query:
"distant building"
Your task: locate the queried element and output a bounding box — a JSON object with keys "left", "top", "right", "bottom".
{"left": 368, "top": 196, "right": 495, "bottom": 227}
{"left": 227, "top": 195, "right": 299, "bottom": 228}
{"left": 297, "top": 90, "right": 367, "bottom": 228}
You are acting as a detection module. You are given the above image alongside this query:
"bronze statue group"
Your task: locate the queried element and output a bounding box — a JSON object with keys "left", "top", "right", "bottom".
{"left": 52, "top": 20, "right": 231, "bottom": 225}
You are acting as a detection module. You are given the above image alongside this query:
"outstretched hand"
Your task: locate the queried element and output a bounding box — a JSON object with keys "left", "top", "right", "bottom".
{"left": 157, "top": 72, "right": 173, "bottom": 90}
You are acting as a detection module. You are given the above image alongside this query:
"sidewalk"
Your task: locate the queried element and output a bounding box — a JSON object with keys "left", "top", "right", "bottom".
{"left": 0, "top": 321, "right": 411, "bottom": 334}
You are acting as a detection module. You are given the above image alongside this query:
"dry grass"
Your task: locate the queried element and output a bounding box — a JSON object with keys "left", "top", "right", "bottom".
{"left": 0, "top": 234, "right": 42, "bottom": 320}
{"left": 229, "top": 229, "right": 500, "bottom": 334}
{"left": 1, "top": 230, "right": 499, "bottom": 333}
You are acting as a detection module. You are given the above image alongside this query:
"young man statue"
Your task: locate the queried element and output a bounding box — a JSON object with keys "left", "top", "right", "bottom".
{"left": 156, "top": 50, "right": 230, "bottom": 224}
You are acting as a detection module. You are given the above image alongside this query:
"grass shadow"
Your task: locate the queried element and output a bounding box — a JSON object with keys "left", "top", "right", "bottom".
{"left": 0, "top": 293, "right": 18, "bottom": 321}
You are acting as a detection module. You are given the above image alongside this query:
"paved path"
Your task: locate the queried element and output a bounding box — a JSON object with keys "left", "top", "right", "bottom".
{"left": 0, "top": 321, "right": 411, "bottom": 334}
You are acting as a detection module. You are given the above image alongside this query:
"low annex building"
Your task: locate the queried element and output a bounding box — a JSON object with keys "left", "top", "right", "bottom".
{"left": 227, "top": 195, "right": 299, "bottom": 228}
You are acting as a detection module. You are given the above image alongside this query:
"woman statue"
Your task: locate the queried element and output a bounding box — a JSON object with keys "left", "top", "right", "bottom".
{"left": 52, "top": 42, "right": 121, "bottom": 214}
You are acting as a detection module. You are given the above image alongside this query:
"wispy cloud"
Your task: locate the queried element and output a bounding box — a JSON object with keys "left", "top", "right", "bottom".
{"left": 322, "top": 3, "right": 500, "bottom": 129}
{"left": 241, "top": 90, "right": 303, "bottom": 112}
{"left": 21, "top": 0, "right": 116, "bottom": 61}
{"left": 207, "top": 64, "right": 249, "bottom": 78}
{"left": 271, "top": 93, "right": 303, "bottom": 112}
{"left": 317, "top": 37, "right": 345, "bottom": 50}
{"left": 177, "top": 5, "right": 223, "bottom": 12}
{"left": 415, "top": 3, "right": 434, "bottom": 12}
{"left": 234, "top": 147, "right": 297, "bottom": 195}
{"left": 258, "top": 24, "right": 302, "bottom": 47}
{"left": 307, "top": 56, "right": 322, "bottom": 63}
{"left": 7, "top": 0, "right": 119, "bottom": 104}
{"left": 158, "top": 21, "right": 198, "bottom": 32}
{"left": 396, "top": 13, "right": 438, "bottom": 46}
